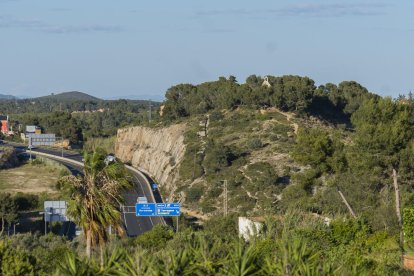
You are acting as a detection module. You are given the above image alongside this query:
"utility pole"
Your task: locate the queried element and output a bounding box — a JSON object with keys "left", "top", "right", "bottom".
{"left": 176, "top": 216, "right": 179, "bottom": 233}
{"left": 29, "top": 137, "right": 32, "bottom": 161}
{"left": 337, "top": 186, "right": 356, "bottom": 218}
{"left": 222, "top": 180, "right": 228, "bottom": 216}
{"left": 60, "top": 137, "right": 64, "bottom": 157}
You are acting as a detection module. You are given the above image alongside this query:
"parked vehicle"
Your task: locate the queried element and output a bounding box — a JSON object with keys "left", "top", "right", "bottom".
{"left": 137, "top": 196, "right": 148, "bottom": 204}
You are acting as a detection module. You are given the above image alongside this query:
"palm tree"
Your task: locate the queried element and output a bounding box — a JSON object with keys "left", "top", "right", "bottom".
{"left": 63, "top": 151, "right": 131, "bottom": 259}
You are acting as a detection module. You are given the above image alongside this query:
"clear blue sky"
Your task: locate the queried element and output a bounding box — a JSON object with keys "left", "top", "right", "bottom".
{"left": 1, "top": 0, "right": 413, "bottom": 100}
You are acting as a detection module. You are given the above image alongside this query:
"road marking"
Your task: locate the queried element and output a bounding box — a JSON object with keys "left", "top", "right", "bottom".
{"left": 122, "top": 206, "right": 128, "bottom": 230}
{"left": 133, "top": 175, "right": 145, "bottom": 195}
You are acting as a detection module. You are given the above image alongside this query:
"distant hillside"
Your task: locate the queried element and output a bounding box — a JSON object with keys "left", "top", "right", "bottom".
{"left": 34, "top": 91, "right": 101, "bottom": 101}
{"left": 0, "top": 94, "right": 17, "bottom": 100}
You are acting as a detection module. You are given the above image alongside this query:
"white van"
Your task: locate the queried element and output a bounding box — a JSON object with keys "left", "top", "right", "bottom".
{"left": 137, "top": 196, "right": 148, "bottom": 204}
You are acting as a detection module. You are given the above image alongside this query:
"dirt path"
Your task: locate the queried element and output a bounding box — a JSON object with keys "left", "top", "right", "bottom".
{"left": 181, "top": 206, "right": 209, "bottom": 221}
{"left": 275, "top": 109, "right": 299, "bottom": 134}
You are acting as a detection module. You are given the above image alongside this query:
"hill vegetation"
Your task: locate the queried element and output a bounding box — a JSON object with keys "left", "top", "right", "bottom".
{"left": 1, "top": 74, "right": 414, "bottom": 273}
{"left": 33, "top": 91, "right": 100, "bottom": 101}
{"left": 0, "top": 94, "right": 17, "bottom": 100}
{"left": 1, "top": 91, "right": 159, "bottom": 146}
{"left": 159, "top": 74, "right": 414, "bottom": 257}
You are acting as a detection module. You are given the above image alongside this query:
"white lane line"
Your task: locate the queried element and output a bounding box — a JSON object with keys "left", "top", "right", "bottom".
{"left": 133, "top": 175, "right": 145, "bottom": 195}
{"left": 132, "top": 174, "right": 155, "bottom": 227}
{"left": 133, "top": 175, "right": 155, "bottom": 227}
{"left": 123, "top": 206, "right": 128, "bottom": 230}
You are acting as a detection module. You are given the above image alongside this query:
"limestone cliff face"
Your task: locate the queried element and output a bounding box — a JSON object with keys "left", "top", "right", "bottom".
{"left": 115, "top": 124, "right": 187, "bottom": 197}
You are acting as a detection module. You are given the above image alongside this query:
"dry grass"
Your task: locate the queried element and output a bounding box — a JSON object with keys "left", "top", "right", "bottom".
{"left": 0, "top": 163, "right": 62, "bottom": 194}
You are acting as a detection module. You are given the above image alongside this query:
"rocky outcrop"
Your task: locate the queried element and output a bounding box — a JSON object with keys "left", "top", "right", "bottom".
{"left": 115, "top": 124, "right": 187, "bottom": 199}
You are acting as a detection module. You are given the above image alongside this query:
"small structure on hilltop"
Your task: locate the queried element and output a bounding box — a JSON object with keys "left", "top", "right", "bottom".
{"left": 262, "top": 76, "right": 272, "bottom": 88}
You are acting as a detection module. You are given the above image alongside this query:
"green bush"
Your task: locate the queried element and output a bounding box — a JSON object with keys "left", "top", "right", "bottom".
{"left": 272, "top": 123, "right": 292, "bottom": 135}
{"left": 209, "top": 111, "right": 224, "bottom": 122}
{"left": 403, "top": 207, "right": 414, "bottom": 242}
{"left": 248, "top": 138, "right": 263, "bottom": 150}
{"left": 244, "top": 162, "right": 279, "bottom": 193}
{"left": 134, "top": 224, "right": 174, "bottom": 250}
{"left": 203, "top": 215, "right": 238, "bottom": 237}
{"left": 14, "top": 193, "right": 39, "bottom": 211}
{"left": 186, "top": 186, "right": 204, "bottom": 203}
{"left": 203, "top": 144, "right": 233, "bottom": 174}
{"left": 0, "top": 241, "right": 35, "bottom": 275}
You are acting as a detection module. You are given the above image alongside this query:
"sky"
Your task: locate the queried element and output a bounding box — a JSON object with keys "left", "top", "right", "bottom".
{"left": 0, "top": 0, "right": 413, "bottom": 101}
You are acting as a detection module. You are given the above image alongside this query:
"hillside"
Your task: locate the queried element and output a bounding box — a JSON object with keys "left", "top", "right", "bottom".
{"left": 0, "top": 94, "right": 17, "bottom": 100}
{"left": 116, "top": 74, "right": 414, "bottom": 236}
{"left": 33, "top": 91, "right": 100, "bottom": 101}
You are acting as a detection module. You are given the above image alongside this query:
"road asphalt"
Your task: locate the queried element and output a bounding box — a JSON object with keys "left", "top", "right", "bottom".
{"left": 4, "top": 141, "right": 164, "bottom": 237}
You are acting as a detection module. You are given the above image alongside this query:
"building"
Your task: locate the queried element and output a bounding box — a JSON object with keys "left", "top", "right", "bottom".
{"left": 262, "top": 76, "right": 272, "bottom": 88}
{"left": 0, "top": 115, "right": 9, "bottom": 135}
{"left": 26, "top": 125, "right": 41, "bottom": 134}
{"left": 238, "top": 217, "right": 264, "bottom": 241}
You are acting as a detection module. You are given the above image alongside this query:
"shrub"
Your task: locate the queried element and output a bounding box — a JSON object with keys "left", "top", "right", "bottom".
{"left": 203, "top": 144, "right": 233, "bottom": 174}
{"left": 248, "top": 138, "right": 263, "bottom": 150}
{"left": 203, "top": 215, "right": 238, "bottom": 237}
{"left": 134, "top": 224, "right": 174, "bottom": 250}
{"left": 186, "top": 186, "right": 204, "bottom": 203}
{"left": 244, "top": 162, "right": 279, "bottom": 193}
{"left": 209, "top": 111, "right": 224, "bottom": 122}
{"left": 14, "top": 193, "right": 39, "bottom": 211}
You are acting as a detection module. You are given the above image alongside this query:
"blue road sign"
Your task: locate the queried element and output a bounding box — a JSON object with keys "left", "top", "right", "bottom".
{"left": 152, "top": 183, "right": 158, "bottom": 190}
{"left": 135, "top": 203, "right": 180, "bottom": 217}
{"left": 135, "top": 203, "right": 156, "bottom": 216}
{"left": 156, "top": 203, "right": 180, "bottom": 217}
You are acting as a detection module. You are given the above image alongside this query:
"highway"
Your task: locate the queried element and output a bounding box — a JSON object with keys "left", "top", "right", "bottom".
{"left": 5, "top": 142, "right": 164, "bottom": 237}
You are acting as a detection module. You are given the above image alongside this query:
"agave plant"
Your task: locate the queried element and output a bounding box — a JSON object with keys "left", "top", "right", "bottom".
{"left": 159, "top": 246, "right": 193, "bottom": 276}
{"left": 55, "top": 252, "right": 96, "bottom": 276}
{"left": 223, "top": 242, "right": 261, "bottom": 276}
{"left": 114, "top": 248, "right": 158, "bottom": 276}
{"left": 186, "top": 234, "right": 224, "bottom": 275}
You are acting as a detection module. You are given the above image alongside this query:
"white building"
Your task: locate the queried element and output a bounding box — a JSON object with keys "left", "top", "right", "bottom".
{"left": 238, "top": 217, "right": 264, "bottom": 241}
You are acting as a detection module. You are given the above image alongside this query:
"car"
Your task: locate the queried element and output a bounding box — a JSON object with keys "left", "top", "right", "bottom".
{"left": 137, "top": 196, "right": 148, "bottom": 204}
{"left": 27, "top": 145, "right": 36, "bottom": 150}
